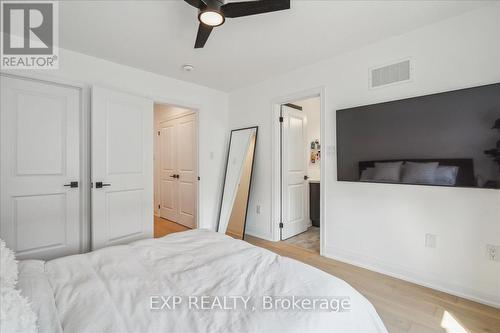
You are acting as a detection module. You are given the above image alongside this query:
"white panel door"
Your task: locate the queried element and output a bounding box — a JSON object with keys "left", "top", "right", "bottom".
{"left": 176, "top": 113, "right": 197, "bottom": 228}
{"left": 158, "top": 113, "right": 197, "bottom": 228}
{"left": 281, "top": 105, "right": 309, "bottom": 240}
{"left": 0, "top": 76, "right": 81, "bottom": 260}
{"left": 91, "top": 86, "right": 153, "bottom": 250}
{"left": 159, "top": 118, "right": 178, "bottom": 221}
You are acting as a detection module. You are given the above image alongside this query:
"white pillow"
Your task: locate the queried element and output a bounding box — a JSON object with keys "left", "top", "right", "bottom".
{"left": 0, "top": 239, "right": 38, "bottom": 333}
{"left": 372, "top": 162, "right": 403, "bottom": 182}
{"left": 0, "top": 287, "right": 37, "bottom": 333}
{"left": 435, "top": 166, "right": 459, "bottom": 186}
{"left": 402, "top": 162, "right": 439, "bottom": 184}
{"left": 0, "top": 239, "right": 18, "bottom": 289}
{"left": 360, "top": 167, "right": 374, "bottom": 181}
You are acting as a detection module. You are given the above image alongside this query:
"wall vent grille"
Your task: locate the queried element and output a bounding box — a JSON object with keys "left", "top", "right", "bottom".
{"left": 370, "top": 59, "right": 411, "bottom": 88}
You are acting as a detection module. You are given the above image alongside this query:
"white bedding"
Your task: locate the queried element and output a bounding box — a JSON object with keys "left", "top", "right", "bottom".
{"left": 18, "top": 230, "right": 387, "bottom": 333}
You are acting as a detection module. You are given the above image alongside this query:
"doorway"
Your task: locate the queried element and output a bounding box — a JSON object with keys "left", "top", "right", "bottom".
{"left": 154, "top": 103, "right": 198, "bottom": 237}
{"left": 274, "top": 94, "right": 322, "bottom": 253}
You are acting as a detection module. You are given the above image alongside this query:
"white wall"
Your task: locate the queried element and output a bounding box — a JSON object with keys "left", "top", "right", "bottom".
{"left": 4, "top": 48, "right": 229, "bottom": 231}
{"left": 296, "top": 97, "right": 321, "bottom": 181}
{"left": 228, "top": 4, "right": 500, "bottom": 307}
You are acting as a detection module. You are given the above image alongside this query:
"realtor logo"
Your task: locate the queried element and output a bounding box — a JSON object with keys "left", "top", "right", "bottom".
{"left": 1, "top": 1, "right": 59, "bottom": 69}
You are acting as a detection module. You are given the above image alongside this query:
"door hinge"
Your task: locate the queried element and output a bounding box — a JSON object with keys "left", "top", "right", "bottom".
{"left": 158, "top": 204, "right": 160, "bottom": 209}
{"left": 197, "top": 176, "right": 200, "bottom": 181}
{"left": 157, "top": 131, "right": 160, "bottom": 136}
{"left": 279, "top": 222, "right": 283, "bottom": 228}
{"left": 279, "top": 116, "right": 284, "bottom": 123}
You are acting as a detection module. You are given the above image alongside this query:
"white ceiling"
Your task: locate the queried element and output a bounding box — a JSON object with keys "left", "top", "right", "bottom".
{"left": 59, "top": 1, "right": 492, "bottom": 92}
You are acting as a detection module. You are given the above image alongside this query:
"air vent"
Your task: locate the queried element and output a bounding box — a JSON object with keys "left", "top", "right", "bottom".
{"left": 370, "top": 59, "right": 411, "bottom": 88}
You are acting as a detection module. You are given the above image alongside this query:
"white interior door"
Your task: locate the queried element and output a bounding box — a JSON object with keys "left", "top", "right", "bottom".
{"left": 91, "top": 86, "right": 153, "bottom": 250}
{"left": 158, "top": 113, "right": 197, "bottom": 228}
{"left": 176, "top": 113, "right": 197, "bottom": 228}
{"left": 281, "top": 105, "right": 309, "bottom": 240}
{"left": 0, "top": 75, "right": 82, "bottom": 260}
{"left": 159, "top": 118, "right": 178, "bottom": 221}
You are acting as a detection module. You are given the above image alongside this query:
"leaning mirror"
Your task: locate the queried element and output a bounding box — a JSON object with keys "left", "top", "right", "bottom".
{"left": 217, "top": 127, "right": 258, "bottom": 239}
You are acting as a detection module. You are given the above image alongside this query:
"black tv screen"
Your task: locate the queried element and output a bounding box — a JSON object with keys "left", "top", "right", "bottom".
{"left": 336, "top": 83, "right": 500, "bottom": 189}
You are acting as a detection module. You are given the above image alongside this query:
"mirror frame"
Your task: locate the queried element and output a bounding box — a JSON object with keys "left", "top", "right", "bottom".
{"left": 216, "top": 126, "right": 259, "bottom": 239}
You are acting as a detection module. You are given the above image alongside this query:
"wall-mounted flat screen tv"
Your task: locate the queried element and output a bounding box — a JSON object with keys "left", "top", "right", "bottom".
{"left": 336, "top": 83, "right": 500, "bottom": 189}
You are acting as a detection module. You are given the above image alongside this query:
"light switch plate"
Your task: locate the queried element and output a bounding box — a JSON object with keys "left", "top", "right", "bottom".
{"left": 325, "top": 145, "right": 335, "bottom": 157}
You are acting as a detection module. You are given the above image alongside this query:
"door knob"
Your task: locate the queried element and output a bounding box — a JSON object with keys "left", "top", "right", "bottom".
{"left": 95, "top": 182, "right": 111, "bottom": 189}
{"left": 175, "top": 174, "right": 180, "bottom": 179}
{"left": 304, "top": 175, "right": 309, "bottom": 180}
{"left": 63, "top": 181, "right": 79, "bottom": 188}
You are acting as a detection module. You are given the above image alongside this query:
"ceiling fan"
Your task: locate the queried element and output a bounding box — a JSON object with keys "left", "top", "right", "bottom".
{"left": 184, "top": 0, "right": 290, "bottom": 48}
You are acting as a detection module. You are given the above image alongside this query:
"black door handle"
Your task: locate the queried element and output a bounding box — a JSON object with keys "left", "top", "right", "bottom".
{"left": 304, "top": 175, "right": 309, "bottom": 180}
{"left": 64, "top": 181, "right": 78, "bottom": 188}
{"left": 175, "top": 174, "right": 180, "bottom": 179}
{"left": 95, "top": 182, "right": 111, "bottom": 189}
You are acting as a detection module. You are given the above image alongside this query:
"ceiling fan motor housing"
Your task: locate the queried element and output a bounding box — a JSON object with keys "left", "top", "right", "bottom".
{"left": 198, "top": 0, "right": 225, "bottom": 27}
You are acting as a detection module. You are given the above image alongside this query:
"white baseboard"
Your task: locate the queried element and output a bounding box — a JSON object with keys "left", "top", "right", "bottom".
{"left": 323, "top": 245, "right": 500, "bottom": 309}
{"left": 245, "top": 228, "right": 274, "bottom": 241}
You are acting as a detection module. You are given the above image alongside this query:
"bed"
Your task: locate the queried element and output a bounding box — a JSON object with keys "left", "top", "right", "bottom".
{"left": 16, "top": 230, "right": 387, "bottom": 333}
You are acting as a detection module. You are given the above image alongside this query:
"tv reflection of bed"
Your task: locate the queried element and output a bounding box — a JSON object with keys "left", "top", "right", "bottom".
{"left": 358, "top": 158, "right": 475, "bottom": 187}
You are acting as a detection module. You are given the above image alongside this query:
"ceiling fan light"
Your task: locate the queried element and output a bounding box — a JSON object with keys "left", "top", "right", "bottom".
{"left": 199, "top": 10, "right": 225, "bottom": 27}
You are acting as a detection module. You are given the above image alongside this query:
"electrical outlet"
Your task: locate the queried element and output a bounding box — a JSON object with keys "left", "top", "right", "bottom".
{"left": 425, "top": 234, "right": 436, "bottom": 248}
{"left": 256, "top": 205, "right": 261, "bottom": 214}
{"left": 486, "top": 244, "right": 500, "bottom": 262}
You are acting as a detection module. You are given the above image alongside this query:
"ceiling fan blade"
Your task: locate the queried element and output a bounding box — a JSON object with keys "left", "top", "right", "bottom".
{"left": 195, "top": 23, "right": 213, "bottom": 48}
{"left": 221, "top": 0, "right": 290, "bottom": 18}
{"left": 184, "top": 0, "right": 206, "bottom": 9}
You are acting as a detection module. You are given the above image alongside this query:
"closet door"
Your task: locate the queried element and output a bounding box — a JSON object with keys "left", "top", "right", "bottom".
{"left": 176, "top": 113, "right": 197, "bottom": 228}
{"left": 91, "top": 86, "right": 153, "bottom": 250}
{"left": 158, "top": 113, "right": 197, "bottom": 228}
{"left": 158, "top": 118, "right": 179, "bottom": 221}
{"left": 0, "top": 76, "right": 81, "bottom": 260}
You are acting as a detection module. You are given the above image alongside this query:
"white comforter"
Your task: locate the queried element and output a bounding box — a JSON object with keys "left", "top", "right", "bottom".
{"left": 18, "top": 230, "right": 387, "bottom": 333}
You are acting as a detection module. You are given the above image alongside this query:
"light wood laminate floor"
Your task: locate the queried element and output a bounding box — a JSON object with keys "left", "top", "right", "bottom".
{"left": 154, "top": 216, "right": 190, "bottom": 238}
{"left": 153, "top": 218, "right": 500, "bottom": 333}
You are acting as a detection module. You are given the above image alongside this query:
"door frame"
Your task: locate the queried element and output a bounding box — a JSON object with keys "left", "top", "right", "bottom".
{"left": 270, "top": 86, "right": 326, "bottom": 255}
{"left": 153, "top": 102, "right": 200, "bottom": 229}
{"left": 0, "top": 71, "right": 91, "bottom": 253}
